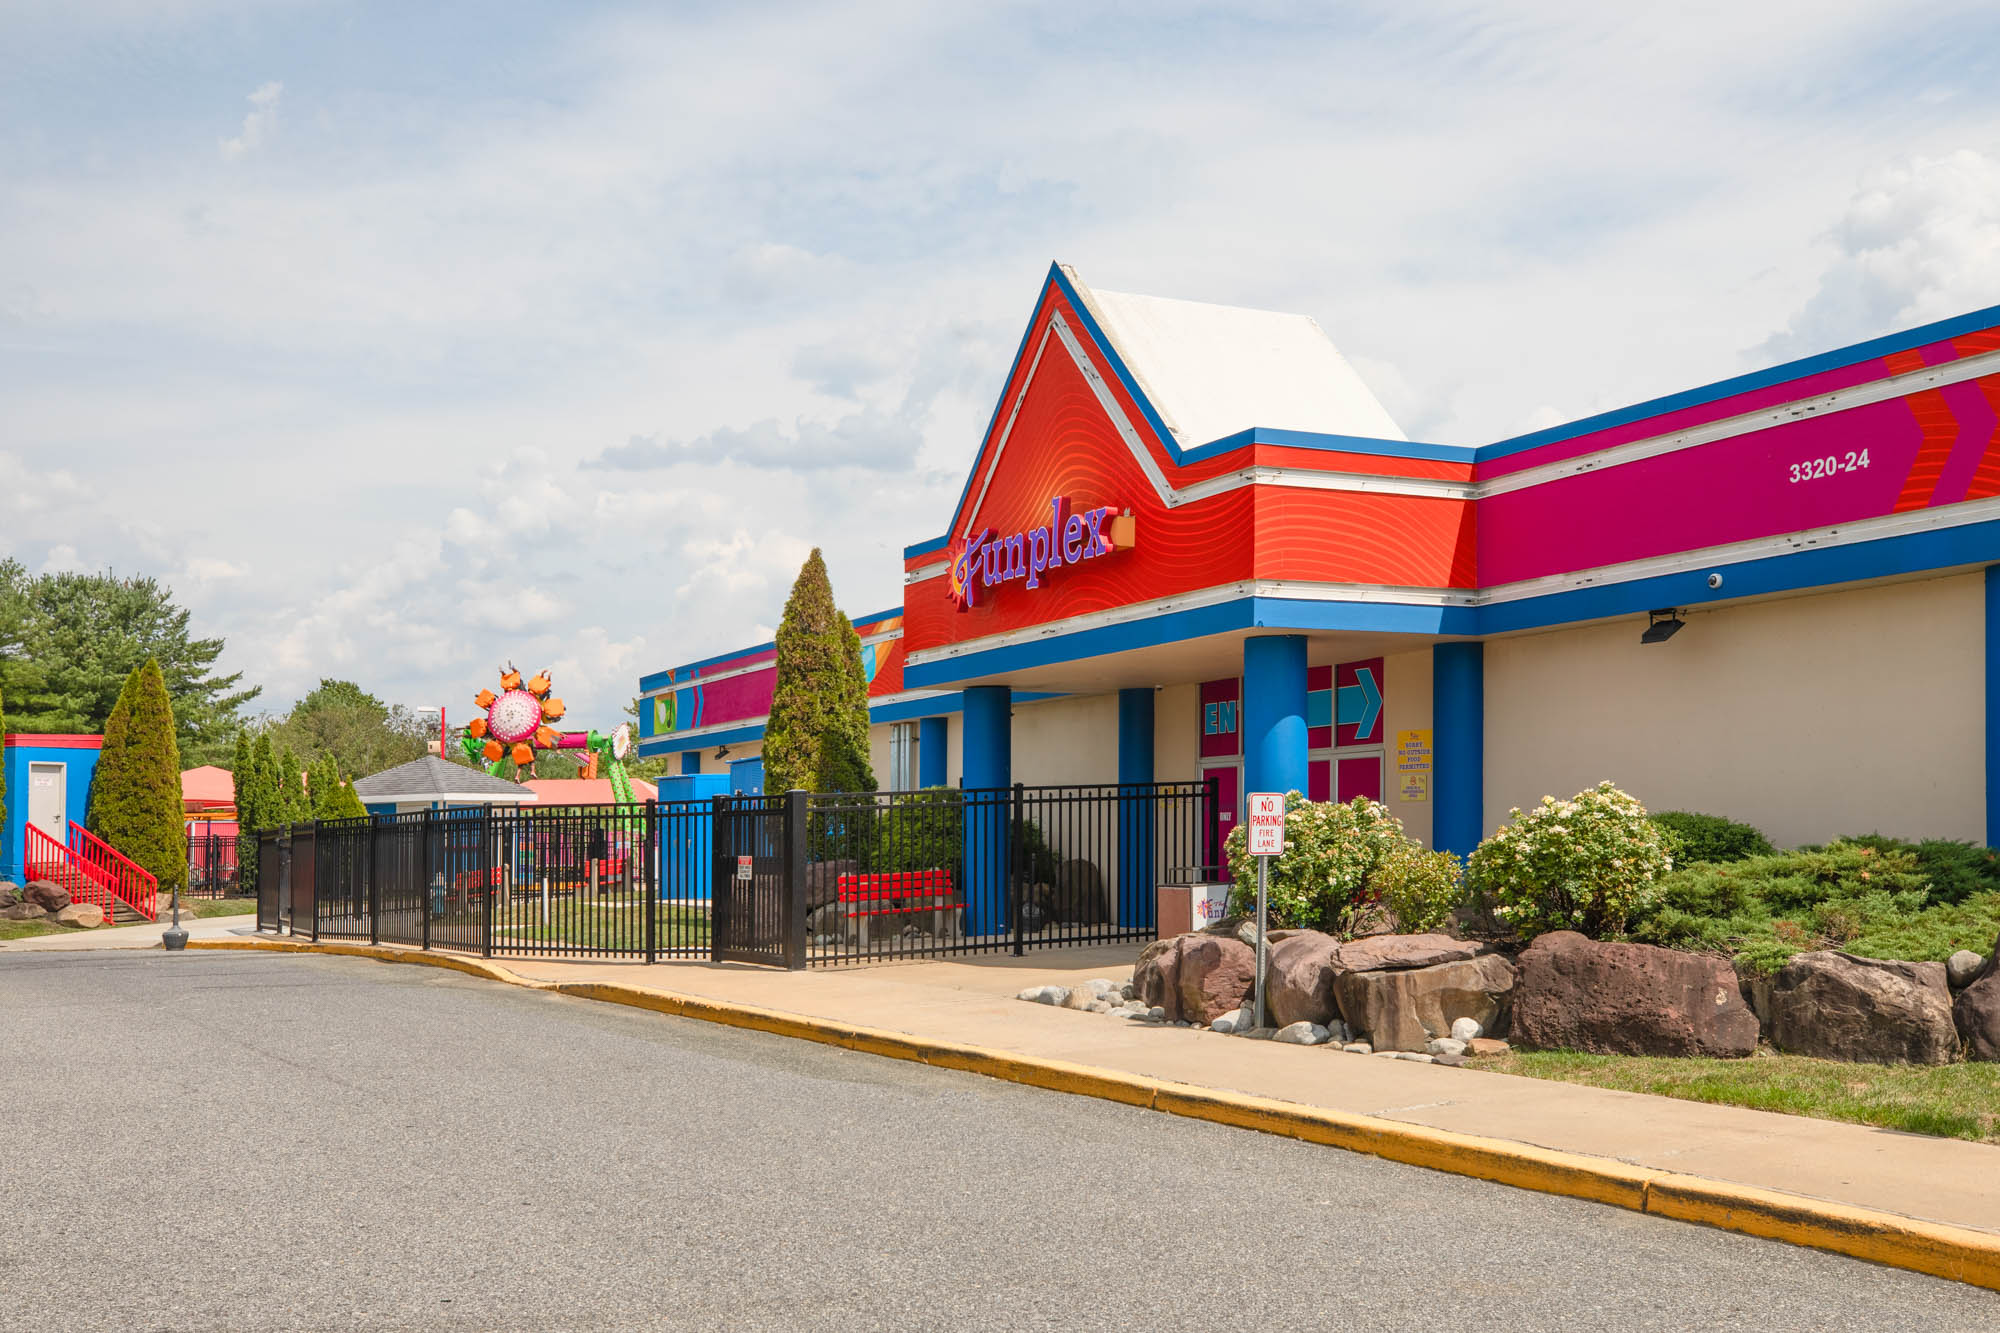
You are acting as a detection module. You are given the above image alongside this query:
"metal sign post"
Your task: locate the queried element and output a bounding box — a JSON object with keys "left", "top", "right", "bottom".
{"left": 1246, "top": 792, "right": 1285, "bottom": 1030}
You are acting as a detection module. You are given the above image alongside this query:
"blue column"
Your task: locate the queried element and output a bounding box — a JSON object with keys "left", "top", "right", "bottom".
{"left": 918, "top": 715, "right": 948, "bottom": 789}
{"left": 1433, "top": 642, "right": 1485, "bottom": 860}
{"left": 1988, "top": 568, "right": 2000, "bottom": 845}
{"left": 681, "top": 750, "right": 703, "bottom": 775}
{"left": 1117, "top": 688, "right": 1156, "bottom": 929}
{"left": 1242, "top": 635, "right": 1308, "bottom": 799}
{"left": 961, "top": 686, "right": 1012, "bottom": 936}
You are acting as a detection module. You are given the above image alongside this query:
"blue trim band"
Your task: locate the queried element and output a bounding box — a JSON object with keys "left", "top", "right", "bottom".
{"left": 1178, "top": 427, "right": 1476, "bottom": 467}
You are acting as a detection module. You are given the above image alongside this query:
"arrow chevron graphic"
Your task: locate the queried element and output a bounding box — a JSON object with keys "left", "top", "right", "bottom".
{"left": 1336, "top": 669, "right": 1382, "bottom": 740}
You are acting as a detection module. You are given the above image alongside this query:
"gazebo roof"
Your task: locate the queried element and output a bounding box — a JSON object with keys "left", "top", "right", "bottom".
{"left": 351, "top": 755, "right": 540, "bottom": 805}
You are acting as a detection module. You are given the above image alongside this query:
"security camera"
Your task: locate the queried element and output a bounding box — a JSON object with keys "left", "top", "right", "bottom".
{"left": 1706, "top": 572, "right": 1723, "bottom": 590}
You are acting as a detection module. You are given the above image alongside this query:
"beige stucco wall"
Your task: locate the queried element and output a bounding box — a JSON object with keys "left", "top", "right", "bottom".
{"left": 1381, "top": 647, "right": 1434, "bottom": 847}
{"left": 1156, "top": 682, "right": 1201, "bottom": 785}
{"left": 1484, "top": 573, "right": 1985, "bottom": 848}
{"left": 1011, "top": 692, "right": 1122, "bottom": 786}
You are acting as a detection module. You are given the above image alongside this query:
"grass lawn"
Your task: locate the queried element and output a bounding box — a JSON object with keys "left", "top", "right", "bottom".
{"left": 1485, "top": 1047, "right": 2000, "bottom": 1143}
{"left": 502, "top": 901, "right": 712, "bottom": 951}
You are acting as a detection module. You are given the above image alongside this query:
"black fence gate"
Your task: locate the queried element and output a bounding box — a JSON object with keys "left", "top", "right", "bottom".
{"left": 252, "top": 781, "right": 1214, "bottom": 969}
{"left": 711, "top": 793, "right": 802, "bottom": 968}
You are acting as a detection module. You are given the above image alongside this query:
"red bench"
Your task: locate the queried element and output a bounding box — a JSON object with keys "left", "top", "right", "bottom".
{"left": 836, "top": 870, "right": 963, "bottom": 946}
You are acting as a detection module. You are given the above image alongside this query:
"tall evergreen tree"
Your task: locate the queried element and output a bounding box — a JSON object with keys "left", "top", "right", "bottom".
{"left": 762, "top": 549, "right": 877, "bottom": 794}
{"left": 247, "top": 734, "right": 279, "bottom": 830}
{"left": 232, "top": 733, "right": 258, "bottom": 886}
{"left": 88, "top": 659, "right": 187, "bottom": 897}
{"left": 275, "top": 746, "right": 309, "bottom": 824}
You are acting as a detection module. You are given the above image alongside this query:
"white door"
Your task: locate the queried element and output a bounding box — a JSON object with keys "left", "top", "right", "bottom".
{"left": 28, "top": 762, "right": 66, "bottom": 844}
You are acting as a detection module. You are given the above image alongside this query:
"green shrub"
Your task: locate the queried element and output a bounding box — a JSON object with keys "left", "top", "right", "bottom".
{"left": 1223, "top": 794, "right": 1420, "bottom": 932}
{"left": 1627, "top": 840, "right": 1976, "bottom": 975}
{"left": 872, "top": 787, "right": 963, "bottom": 873}
{"left": 1371, "top": 846, "right": 1465, "bottom": 934}
{"left": 1466, "top": 782, "right": 1673, "bottom": 940}
{"left": 1837, "top": 834, "right": 2000, "bottom": 906}
{"left": 1649, "top": 811, "right": 1774, "bottom": 865}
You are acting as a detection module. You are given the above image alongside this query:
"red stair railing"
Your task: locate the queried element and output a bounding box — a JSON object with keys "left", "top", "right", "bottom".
{"left": 23, "top": 821, "right": 158, "bottom": 923}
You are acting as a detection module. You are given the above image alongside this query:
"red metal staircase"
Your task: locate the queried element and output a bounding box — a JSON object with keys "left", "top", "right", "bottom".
{"left": 25, "top": 821, "right": 159, "bottom": 924}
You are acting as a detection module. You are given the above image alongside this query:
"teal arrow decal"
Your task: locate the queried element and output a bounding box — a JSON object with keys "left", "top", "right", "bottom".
{"left": 1336, "top": 669, "right": 1382, "bottom": 739}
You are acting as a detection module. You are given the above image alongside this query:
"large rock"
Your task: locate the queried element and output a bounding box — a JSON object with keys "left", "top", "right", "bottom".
{"left": 1135, "top": 933, "right": 1256, "bottom": 1025}
{"left": 1175, "top": 934, "right": 1257, "bottom": 1025}
{"left": 1334, "top": 954, "right": 1517, "bottom": 1053}
{"left": 1, "top": 902, "right": 45, "bottom": 921}
{"left": 802, "top": 859, "right": 859, "bottom": 911}
{"left": 1334, "top": 932, "right": 1491, "bottom": 974}
{"left": 0, "top": 882, "right": 21, "bottom": 908}
{"left": 1513, "top": 933, "right": 1758, "bottom": 1058}
{"left": 1265, "top": 930, "right": 1342, "bottom": 1027}
{"left": 23, "top": 880, "right": 70, "bottom": 913}
{"left": 1952, "top": 933, "right": 2000, "bottom": 1061}
{"left": 1768, "top": 951, "right": 1958, "bottom": 1065}
{"left": 54, "top": 903, "right": 104, "bottom": 929}
{"left": 1047, "top": 859, "right": 1107, "bottom": 925}
{"left": 1133, "top": 937, "right": 1182, "bottom": 1014}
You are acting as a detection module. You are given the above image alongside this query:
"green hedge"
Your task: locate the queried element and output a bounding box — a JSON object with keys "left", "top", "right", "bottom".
{"left": 1649, "top": 811, "right": 1775, "bottom": 865}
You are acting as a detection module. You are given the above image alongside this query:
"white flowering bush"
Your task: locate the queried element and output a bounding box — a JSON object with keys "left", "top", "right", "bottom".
{"left": 1225, "top": 794, "right": 1452, "bottom": 932}
{"left": 1466, "top": 781, "right": 1673, "bottom": 939}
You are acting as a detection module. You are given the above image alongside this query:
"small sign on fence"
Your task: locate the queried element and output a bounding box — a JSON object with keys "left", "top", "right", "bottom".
{"left": 735, "top": 855, "right": 753, "bottom": 882}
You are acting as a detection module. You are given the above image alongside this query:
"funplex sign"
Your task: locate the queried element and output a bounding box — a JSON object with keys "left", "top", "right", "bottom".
{"left": 946, "top": 495, "right": 1133, "bottom": 611}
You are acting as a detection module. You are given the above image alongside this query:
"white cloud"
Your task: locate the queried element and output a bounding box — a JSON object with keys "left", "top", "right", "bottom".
{"left": 38, "top": 544, "right": 86, "bottom": 575}
{"left": 219, "top": 81, "right": 283, "bottom": 160}
{"left": 1760, "top": 150, "right": 2000, "bottom": 362}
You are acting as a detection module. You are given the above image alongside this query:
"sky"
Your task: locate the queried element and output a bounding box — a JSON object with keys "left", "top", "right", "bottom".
{"left": 5, "top": 0, "right": 2000, "bottom": 728}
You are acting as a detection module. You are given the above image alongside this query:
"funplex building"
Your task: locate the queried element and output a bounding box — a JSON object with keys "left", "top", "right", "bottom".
{"left": 637, "top": 262, "right": 2000, "bottom": 860}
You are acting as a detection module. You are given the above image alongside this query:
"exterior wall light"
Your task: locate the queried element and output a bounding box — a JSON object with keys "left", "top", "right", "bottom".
{"left": 1641, "top": 609, "right": 1686, "bottom": 644}
{"left": 714, "top": 744, "right": 732, "bottom": 759}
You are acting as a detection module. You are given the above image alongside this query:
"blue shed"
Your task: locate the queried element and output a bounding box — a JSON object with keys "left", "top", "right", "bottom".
{"left": 1, "top": 734, "right": 103, "bottom": 883}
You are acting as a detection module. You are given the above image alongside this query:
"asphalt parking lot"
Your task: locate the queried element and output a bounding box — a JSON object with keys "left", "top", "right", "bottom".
{"left": 2, "top": 949, "right": 1993, "bottom": 1331}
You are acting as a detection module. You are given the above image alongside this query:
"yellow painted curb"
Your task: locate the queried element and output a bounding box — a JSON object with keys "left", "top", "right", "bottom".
{"left": 196, "top": 936, "right": 2000, "bottom": 1292}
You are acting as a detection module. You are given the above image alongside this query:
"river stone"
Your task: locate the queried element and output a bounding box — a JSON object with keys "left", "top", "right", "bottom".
{"left": 54, "top": 903, "right": 104, "bottom": 929}
{"left": 1016, "top": 985, "right": 1067, "bottom": 1005}
{"left": 1512, "top": 932, "right": 1758, "bottom": 1059}
{"left": 1947, "top": 950, "right": 1985, "bottom": 991}
{"left": 1334, "top": 932, "right": 1492, "bottom": 974}
{"left": 1265, "top": 930, "right": 1342, "bottom": 1027}
{"left": 1768, "top": 951, "right": 1958, "bottom": 1065}
{"left": 1450, "top": 1017, "right": 1483, "bottom": 1042}
{"left": 1061, "top": 984, "right": 1098, "bottom": 1011}
{"left": 1426, "top": 1037, "right": 1467, "bottom": 1057}
{"left": 1334, "top": 954, "right": 1518, "bottom": 1052}
{"left": 1273, "top": 1021, "right": 1330, "bottom": 1046}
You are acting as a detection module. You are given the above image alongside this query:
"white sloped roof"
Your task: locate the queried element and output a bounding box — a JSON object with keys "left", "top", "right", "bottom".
{"left": 1075, "top": 277, "right": 1405, "bottom": 449}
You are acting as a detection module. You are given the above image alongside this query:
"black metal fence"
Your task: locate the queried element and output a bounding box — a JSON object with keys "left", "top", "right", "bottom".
{"left": 184, "top": 826, "right": 242, "bottom": 898}
{"left": 253, "top": 781, "right": 1215, "bottom": 968}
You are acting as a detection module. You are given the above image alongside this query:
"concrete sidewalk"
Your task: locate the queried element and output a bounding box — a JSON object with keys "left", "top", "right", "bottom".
{"left": 0, "top": 913, "right": 260, "bottom": 952}
{"left": 449, "top": 944, "right": 1999, "bottom": 1239}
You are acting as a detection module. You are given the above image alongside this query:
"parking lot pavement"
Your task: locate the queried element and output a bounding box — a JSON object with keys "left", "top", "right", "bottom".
{"left": 3, "top": 950, "right": 1994, "bottom": 1332}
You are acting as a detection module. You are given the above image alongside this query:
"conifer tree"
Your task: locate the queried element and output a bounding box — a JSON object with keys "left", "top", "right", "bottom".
{"left": 233, "top": 732, "right": 257, "bottom": 885}
{"left": 763, "top": 549, "right": 877, "bottom": 794}
{"left": 247, "top": 734, "right": 279, "bottom": 830}
{"left": 275, "top": 746, "right": 308, "bottom": 824}
{"left": 88, "top": 659, "right": 187, "bottom": 897}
